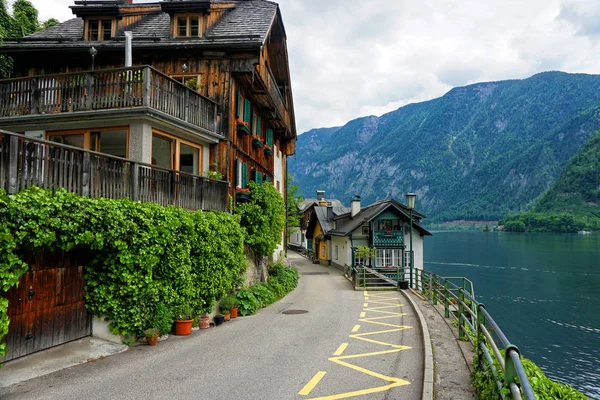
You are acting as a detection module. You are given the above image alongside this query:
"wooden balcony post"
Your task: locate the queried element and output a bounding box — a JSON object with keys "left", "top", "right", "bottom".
{"left": 143, "top": 67, "right": 151, "bottom": 107}
{"left": 7, "top": 135, "right": 18, "bottom": 194}
{"left": 86, "top": 72, "right": 94, "bottom": 110}
{"left": 184, "top": 89, "right": 189, "bottom": 123}
{"left": 30, "top": 78, "right": 39, "bottom": 115}
{"left": 81, "top": 152, "right": 90, "bottom": 197}
{"left": 170, "top": 170, "right": 177, "bottom": 206}
{"left": 131, "top": 162, "right": 140, "bottom": 201}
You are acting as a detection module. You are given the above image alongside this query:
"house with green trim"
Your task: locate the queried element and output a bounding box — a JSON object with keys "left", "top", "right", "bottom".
{"left": 306, "top": 197, "right": 431, "bottom": 280}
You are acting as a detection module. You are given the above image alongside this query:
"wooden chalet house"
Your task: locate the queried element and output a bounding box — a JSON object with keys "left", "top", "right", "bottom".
{"left": 306, "top": 197, "right": 432, "bottom": 287}
{"left": 0, "top": 0, "right": 295, "bottom": 363}
{"left": 0, "top": 0, "right": 296, "bottom": 210}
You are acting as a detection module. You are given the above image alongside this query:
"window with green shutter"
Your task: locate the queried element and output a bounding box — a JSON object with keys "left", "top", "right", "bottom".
{"left": 242, "top": 162, "right": 249, "bottom": 188}
{"left": 265, "top": 176, "right": 271, "bottom": 183}
{"left": 244, "top": 99, "right": 252, "bottom": 124}
{"left": 257, "top": 117, "right": 261, "bottom": 137}
{"left": 267, "top": 129, "right": 273, "bottom": 147}
{"left": 237, "top": 89, "right": 243, "bottom": 118}
{"left": 255, "top": 170, "right": 263, "bottom": 185}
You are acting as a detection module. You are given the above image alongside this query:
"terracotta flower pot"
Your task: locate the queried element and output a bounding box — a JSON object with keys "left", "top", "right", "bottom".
{"left": 199, "top": 317, "right": 210, "bottom": 329}
{"left": 146, "top": 334, "right": 158, "bottom": 346}
{"left": 214, "top": 315, "right": 225, "bottom": 326}
{"left": 230, "top": 308, "right": 238, "bottom": 318}
{"left": 174, "top": 319, "right": 193, "bottom": 336}
{"left": 223, "top": 313, "right": 231, "bottom": 322}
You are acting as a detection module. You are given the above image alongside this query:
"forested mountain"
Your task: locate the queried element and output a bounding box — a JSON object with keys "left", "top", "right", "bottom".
{"left": 289, "top": 72, "right": 600, "bottom": 223}
{"left": 501, "top": 130, "right": 600, "bottom": 232}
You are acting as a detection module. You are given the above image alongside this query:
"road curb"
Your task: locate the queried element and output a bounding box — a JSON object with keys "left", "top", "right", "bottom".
{"left": 401, "top": 289, "right": 434, "bottom": 400}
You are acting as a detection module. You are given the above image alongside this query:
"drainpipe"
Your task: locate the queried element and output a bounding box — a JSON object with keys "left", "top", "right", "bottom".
{"left": 124, "top": 31, "right": 133, "bottom": 67}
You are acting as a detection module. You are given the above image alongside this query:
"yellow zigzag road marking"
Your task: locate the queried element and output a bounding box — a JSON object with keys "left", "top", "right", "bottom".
{"left": 302, "top": 291, "right": 413, "bottom": 399}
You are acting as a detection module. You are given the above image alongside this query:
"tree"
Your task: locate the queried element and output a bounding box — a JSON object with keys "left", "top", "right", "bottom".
{"left": 286, "top": 172, "right": 304, "bottom": 229}
{"left": 11, "top": 0, "right": 38, "bottom": 37}
{"left": 42, "top": 18, "right": 59, "bottom": 29}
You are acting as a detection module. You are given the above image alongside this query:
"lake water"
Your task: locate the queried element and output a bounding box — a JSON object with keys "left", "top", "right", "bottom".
{"left": 424, "top": 231, "right": 600, "bottom": 398}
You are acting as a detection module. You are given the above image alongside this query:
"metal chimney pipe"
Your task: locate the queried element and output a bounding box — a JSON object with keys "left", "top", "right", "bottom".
{"left": 124, "top": 31, "right": 133, "bottom": 67}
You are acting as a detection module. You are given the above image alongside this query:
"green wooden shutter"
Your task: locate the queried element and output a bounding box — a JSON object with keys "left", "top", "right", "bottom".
{"left": 257, "top": 117, "right": 261, "bottom": 137}
{"left": 237, "top": 89, "right": 243, "bottom": 118}
{"left": 265, "top": 176, "right": 271, "bottom": 183}
{"left": 267, "top": 129, "right": 273, "bottom": 147}
{"left": 244, "top": 99, "right": 251, "bottom": 123}
{"left": 256, "top": 171, "right": 263, "bottom": 185}
{"left": 242, "top": 163, "right": 248, "bottom": 188}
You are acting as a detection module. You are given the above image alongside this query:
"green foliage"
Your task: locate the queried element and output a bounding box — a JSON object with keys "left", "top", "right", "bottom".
{"left": 235, "top": 181, "right": 286, "bottom": 257}
{"left": 146, "top": 302, "right": 172, "bottom": 336}
{"left": 11, "top": 0, "right": 38, "bottom": 37}
{"left": 472, "top": 352, "right": 587, "bottom": 399}
{"left": 0, "top": 188, "right": 247, "bottom": 354}
{"left": 41, "top": 18, "right": 58, "bottom": 29}
{"left": 286, "top": 171, "right": 304, "bottom": 228}
{"left": 290, "top": 74, "right": 600, "bottom": 224}
{"left": 355, "top": 246, "right": 375, "bottom": 262}
{"left": 235, "top": 262, "right": 299, "bottom": 316}
{"left": 143, "top": 328, "right": 160, "bottom": 337}
{"left": 520, "top": 357, "right": 587, "bottom": 399}
{"left": 205, "top": 162, "right": 223, "bottom": 181}
{"left": 220, "top": 295, "right": 238, "bottom": 311}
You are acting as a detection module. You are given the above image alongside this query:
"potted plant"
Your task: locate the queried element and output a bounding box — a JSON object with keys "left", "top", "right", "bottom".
{"left": 214, "top": 314, "right": 225, "bottom": 326}
{"left": 251, "top": 135, "right": 263, "bottom": 148}
{"left": 222, "top": 309, "right": 231, "bottom": 322}
{"left": 221, "top": 295, "right": 239, "bottom": 319}
{"left": 144, "top": 328, "right": 160, "bottom": 346}
{"left": 199, "top": 312, "right": 210, "bottom": 329}
{"left": 236, "top": 119, "right": 251, "bottom": 135}
{"left": 173, "top": 305, "right": 194, "bottom": 336}
{"left": 264, "top": 145, "right": 273, "bottom": 157}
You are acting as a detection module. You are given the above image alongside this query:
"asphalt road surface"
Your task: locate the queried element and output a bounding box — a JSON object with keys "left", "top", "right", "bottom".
{"left": 0, "top": 252, "right": 424, "bottom": 400}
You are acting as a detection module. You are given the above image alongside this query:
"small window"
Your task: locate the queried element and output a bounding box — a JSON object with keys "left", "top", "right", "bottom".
{"left": 175, "top": 15, "right": 202, "bottom": 38}
{"left": 362, "top": 225, "right": 369, "bottom": 235}
{"left": 87, "top": 19, "right": 113, "bottom": 41}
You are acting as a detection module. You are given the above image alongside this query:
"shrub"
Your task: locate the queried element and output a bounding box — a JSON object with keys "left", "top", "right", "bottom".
{"left": 234, "top": 182, "right": 286, "bottom": 257}
{"left": 0, "top": 188, "right": 247, "bottom": 355}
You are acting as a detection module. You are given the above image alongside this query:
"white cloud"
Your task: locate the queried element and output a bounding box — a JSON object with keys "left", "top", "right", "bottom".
{"left": 26, "top": 0, "right": 600, "bottom": 133}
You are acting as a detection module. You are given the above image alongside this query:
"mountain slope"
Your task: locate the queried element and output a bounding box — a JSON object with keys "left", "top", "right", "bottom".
{"left": 289, "top": 72, "right": 600, "bottom": 223}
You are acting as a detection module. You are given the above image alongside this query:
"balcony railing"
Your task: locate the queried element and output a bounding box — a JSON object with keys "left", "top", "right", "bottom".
{"left": 0, "top": 130, "right": 228, "bottom": 212}
{"left": 0, "top": 66, "right": 218, "bottom": 134}
{"left": 373, "top": 230, "right": 404, "bottom": 247}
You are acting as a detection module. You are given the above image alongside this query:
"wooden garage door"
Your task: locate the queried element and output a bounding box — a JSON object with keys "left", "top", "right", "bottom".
{"left": 1, "top": 251, "right": 91, "bottom": 363}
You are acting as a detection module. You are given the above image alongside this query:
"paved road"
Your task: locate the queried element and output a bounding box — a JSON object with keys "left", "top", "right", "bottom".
{"left": 0, "top": 252, "right": 424, "bottom": 400}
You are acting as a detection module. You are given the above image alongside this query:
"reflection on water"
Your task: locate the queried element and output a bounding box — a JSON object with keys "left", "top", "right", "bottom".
{"left": 424, "top": 231, "right": 600, "bottom": 398}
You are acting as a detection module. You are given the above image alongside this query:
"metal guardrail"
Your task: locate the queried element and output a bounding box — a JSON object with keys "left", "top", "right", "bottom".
{"left": 416, "top": 270, "right": 537, "bottom": 400}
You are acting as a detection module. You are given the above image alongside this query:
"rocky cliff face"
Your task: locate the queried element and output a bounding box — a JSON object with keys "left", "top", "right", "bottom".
{"left": 289, "top": 72, "right": 600, "bottom": 223}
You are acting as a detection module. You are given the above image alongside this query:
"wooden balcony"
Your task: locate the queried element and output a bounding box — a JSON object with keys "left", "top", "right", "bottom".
{"left": 0, "top": 66, "right": 218, "bottom": 135}
{"left": 0, "top": 130, "right": 228, "bottom": 212}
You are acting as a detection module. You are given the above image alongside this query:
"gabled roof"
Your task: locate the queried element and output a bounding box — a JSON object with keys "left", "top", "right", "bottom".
{"left": 0, "top": 0, "right": 279, "bottom": 51}
{"left": 299, "top": 198, "right": 345, "bottom": 212}
{"left": 329, "top": 200, "right": 431, "bottom": 237}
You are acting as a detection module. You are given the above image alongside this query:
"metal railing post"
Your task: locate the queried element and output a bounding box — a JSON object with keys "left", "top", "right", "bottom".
{"left": 458, "top": 288, "right": 466, "bottom": 339}
{"left": 432, "top": 275, "right": 438, "bottom": 305}
{"left": 476, "top": 304, "right": 486, "bottom": 367}
{"left": 444, "top": 279, "right": 450, "bottom": 318}
{"left": 428, "top": 271, "right": 434, "bottom": 301}
{"left": 504, "top": 345, "right": 520, "bottom": 395}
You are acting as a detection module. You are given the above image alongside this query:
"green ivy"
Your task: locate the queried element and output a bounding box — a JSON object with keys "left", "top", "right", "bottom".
{"left": 0, "top": 188, "right": 247, "bottom": 356}
{"left": 235, "top": 182, "right": 286, "bottom": 257}
{"left": 236, "top": 262, "right": 298, "bottom": 316}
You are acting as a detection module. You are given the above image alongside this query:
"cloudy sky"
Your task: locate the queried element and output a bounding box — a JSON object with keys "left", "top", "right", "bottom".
{"left": 25, "top": 0, "right": 600, "bottom": 134}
